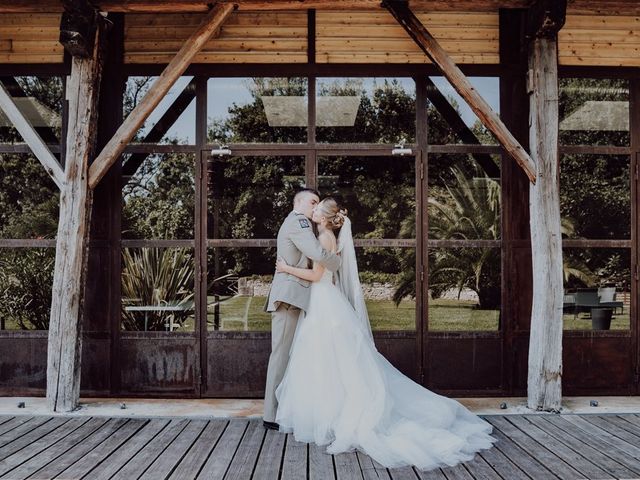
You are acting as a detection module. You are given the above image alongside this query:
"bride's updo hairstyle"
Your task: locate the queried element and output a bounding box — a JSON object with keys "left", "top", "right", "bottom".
{"left": 317, "top": 198, "right": 348, "bottom": 231}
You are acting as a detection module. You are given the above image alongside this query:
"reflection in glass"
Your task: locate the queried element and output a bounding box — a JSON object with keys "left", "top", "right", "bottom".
{"left": 428, "top": 154, "right": 501, "bottom": 240}
{"left": 206, "top": 246, "right": 416, "bottom": 332}
{"left": 207, "top": 78, "right": 308, "bottom": 143}
{"left": 562, "top": 248, "right": 630, "bottom": 330}
{"left": 125, "top": 76, "right": 195, "bottom": 144}
{"left": 560, "top": 155, "right": 630, "bottom": 240}
{"left": 207, "top": 156, "right": 305, "bottom": 239}
{"left": 122, "top": 153, "right": 195, "bottom": 240}
{"left": 207, "top": 248, "right": 275, "bottom": 331}
{"left": 316, "top": 78, "right": 415, "bottom": 144}
{"left": 0, "top": 76, "right": 63, "bottom": 144}
{"left": 356, "top": 247, "right": 416, "bottom": 331}
{"left": 0, "top": 248, "right": 54, "bottom": 330}
{"left": 0, "top": 154, "right": 59, "bottom": 239}
{"left": 121, "top": 248, "right": 195, "bottom": 332}
{"left": 428, "top": 248, "right": 500, "bottom": 331}
{"left": 559, "top": 78, "right": 629, "bottom": 147}
{"left": 427, "top": 76, "right": 499, "bottom": 145}
{"left": 318, "top": 156, "right": 415, "bottom": 239}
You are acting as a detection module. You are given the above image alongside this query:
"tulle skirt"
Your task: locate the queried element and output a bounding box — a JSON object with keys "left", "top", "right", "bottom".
{"left": 275, "top": 280, "right": 496, "bottom": 471}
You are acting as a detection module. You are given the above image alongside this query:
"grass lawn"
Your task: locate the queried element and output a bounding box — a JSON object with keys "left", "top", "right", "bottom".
{"left": 427, "top": 299, "right": 499, "bottom": 331}
{"left": 204, "top": 296, "right": 500, "bottom": 332}
{"left": 1, "top": 298, "right": 629, "bottom": 332}
{"left": 562, "top": 311, "right": 629, "bottom": 330}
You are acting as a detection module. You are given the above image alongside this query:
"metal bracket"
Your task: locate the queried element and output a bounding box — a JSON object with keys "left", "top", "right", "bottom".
{"left": 392, "top": 140, "right": 412, "bottom": 156}
{"left": 211, "top": 143, "right": 231, "bottom": 156}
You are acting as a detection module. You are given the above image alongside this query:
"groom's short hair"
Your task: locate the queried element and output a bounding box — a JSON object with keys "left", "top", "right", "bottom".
{"left": 293, "top": 188, "right": 320, "bottom": 205}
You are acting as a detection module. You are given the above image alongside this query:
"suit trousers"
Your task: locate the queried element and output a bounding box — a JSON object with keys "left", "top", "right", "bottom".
{"left": 263, "top": 303, "right": 300, "bottom": 423}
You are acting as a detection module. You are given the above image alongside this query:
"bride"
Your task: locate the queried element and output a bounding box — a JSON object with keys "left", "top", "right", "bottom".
{"left": 274, "top": 198, "right": 496, "bottom": 470}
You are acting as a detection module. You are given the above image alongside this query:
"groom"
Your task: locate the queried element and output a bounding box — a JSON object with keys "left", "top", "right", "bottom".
{"left": 263, "top": 188, "right": 341, "bottom": 430}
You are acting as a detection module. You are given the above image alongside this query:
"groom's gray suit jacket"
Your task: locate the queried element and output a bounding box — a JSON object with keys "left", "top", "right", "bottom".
{"left": 265, "top": 210, "right": 340, "bottom": 313}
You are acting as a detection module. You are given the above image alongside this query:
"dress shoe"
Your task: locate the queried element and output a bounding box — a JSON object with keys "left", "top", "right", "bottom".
{"left": 263, "top": 420, "right": 280, "bottom": 431}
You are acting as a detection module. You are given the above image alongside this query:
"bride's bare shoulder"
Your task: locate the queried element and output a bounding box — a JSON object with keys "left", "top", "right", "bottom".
{"left": 318, "top": 230, "right": 337, "bottom": 252}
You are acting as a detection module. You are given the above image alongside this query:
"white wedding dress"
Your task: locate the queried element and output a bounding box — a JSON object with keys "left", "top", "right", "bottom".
{"left": 275, "top": 220, "right": 496, "bottom": 471}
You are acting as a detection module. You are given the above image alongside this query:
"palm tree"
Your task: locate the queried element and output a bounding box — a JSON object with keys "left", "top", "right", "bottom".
{"left": 560, "top": 218, "right": 597, "bottom": 286}
{"left": 426, "top": 166, "right": 501, "bottom": 309}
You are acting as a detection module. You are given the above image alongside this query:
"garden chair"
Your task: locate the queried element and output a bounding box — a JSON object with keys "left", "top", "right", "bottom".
{"left": 562, "top": 292, "right": 576, "bottom": 314}
{"left": 597, "top": 286, "right": 624, "bottom": 314}
{"left": 573, "top": 288, "right": 600, "bottom": 319}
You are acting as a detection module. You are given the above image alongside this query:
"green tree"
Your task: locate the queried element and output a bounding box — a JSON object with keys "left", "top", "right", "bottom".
{"left": 427, "top": 166, "right": 501, "bottom": 309}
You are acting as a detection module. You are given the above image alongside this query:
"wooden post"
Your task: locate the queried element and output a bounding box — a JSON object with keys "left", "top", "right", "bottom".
{"left": 88, "top": 2, "right": 234, "bottom": 189}
{"left": 47, "top": 7, "right": 105, "bottom": 412}
{"left": 383, "top": 0, "right": 537, "bottom": 184}
{"left": 526, "top": 0, "right": 566, "bottom": 412}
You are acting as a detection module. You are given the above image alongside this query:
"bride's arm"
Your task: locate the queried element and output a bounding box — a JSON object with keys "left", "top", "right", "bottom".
{"left": 276, "top": 232, "right": 334, "bottom": 282}
{"left": 276, "top": 258, "right": 325, "bottom": 282}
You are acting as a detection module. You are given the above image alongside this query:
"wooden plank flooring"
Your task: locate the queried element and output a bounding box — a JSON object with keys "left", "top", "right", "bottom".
{"left": 0, "top": 414, "right": 639, "bottom": 479}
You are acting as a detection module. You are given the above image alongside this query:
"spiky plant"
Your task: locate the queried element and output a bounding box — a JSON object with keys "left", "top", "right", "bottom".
{"left": 121, "top": 248, "right": 195, "bottom": 331}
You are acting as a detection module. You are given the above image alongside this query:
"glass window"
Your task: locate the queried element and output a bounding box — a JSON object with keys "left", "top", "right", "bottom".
{"left": 427, "top": 76, "right": 499, "bottom": 145}
{"left": 207, "top": 247, "right": 274, "bottom": 331}
{"left": 122, "top": 153, "right": 195, "bottom": 240}
{"left": 0, "top": 248, "right": 55, "bottom": 331}
{"left": 207, "top": 77, "right": 308, "bottom": 143}
{"left": 559, "top": 78, "right": 629, "bottom": 147}
{"left": 428, "top": 154, "right": 501, "bottom": 240}
{"left": 562, "top": 248, "right": 630, "bottom": 331}
{"left": 428, "top": 247, "right": 501, "bottom": 331}
{"left": 316, "top": 77, "right": 415, "bottom": 144}
{"left": 121, "top": 247, "right": 195, "bottom": 332}
{"left": 318, "top": 156, "right": 416, "bottom": 239}
{"left": 357, "top": 247, "right": 416, "bottom": 331}
{"left": 560, "top": 154, "right": 630, "bottom": 240}
{"left": 0, "top": 153, "right": 59, "bottom": 239}
{"left": 0, "top": 76, "right": 63, "bottom": 145}
{"left": 207, "top": 156, "right": 305, "bottom": 239}
{"left": 125, "top": 76, "right": 195, "bottom": 145}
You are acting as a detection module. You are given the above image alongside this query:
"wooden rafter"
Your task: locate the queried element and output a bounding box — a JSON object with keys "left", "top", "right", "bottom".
{"left": 88, "top": 2, "right": 234, "bottom": 189}
{"left": 1, "top": 0, "right": 639, "bottom": 13}
{"left": 384, "top": 0, "right": 537, "bottom": 184}
{"left": 0, "top": 82, "right": 64, "bottom": 189}
{"left": 0, "top": 1, "right": 532, "bottom": 13}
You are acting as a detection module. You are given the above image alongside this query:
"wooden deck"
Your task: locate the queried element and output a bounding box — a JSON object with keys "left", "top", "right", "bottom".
{"left": 1, "top": 414, "right": 640, "bottom": 479}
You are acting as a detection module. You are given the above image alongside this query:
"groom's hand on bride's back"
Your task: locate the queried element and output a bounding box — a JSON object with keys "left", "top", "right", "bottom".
{"left": 275, "top": 257, "right": 290, "bottom": 273}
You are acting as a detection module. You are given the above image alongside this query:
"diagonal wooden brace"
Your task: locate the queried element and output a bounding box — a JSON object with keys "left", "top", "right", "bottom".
{"left": 384, "top": 0, "right": 537, "bottom": 184}
{"left": 0, "top": 82, "right": 65, "bottom": 189}
{"left": 88, "top": 2, "right": 235, "bottom": 189}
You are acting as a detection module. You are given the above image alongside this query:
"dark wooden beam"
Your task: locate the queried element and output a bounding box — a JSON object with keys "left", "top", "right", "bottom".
{"left": 424, "top": 77, "right": 500, "bottom": 178}
{"left": 384, "top": 0, "right": 537, "bottom": 183}
{"left": 526, "top": 0, "right": 566, "bottom": 39}
{"left": 60, "top": 0, "right": 101, "bottom": 58}
{"left": 3, "top": 0, "right": 640, "bottom": 14}
{"left": 0, "top": 0, "right": 536, "bottom": 13}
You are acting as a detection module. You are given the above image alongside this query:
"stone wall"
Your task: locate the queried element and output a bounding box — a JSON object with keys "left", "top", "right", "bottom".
{"left": 240, "top": 278, "right": 479, "bottom": 303}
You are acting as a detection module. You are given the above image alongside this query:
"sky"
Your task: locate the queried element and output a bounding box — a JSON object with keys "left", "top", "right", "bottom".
{"left": 141, "top": 76, "right": 500, "bottom": 145}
